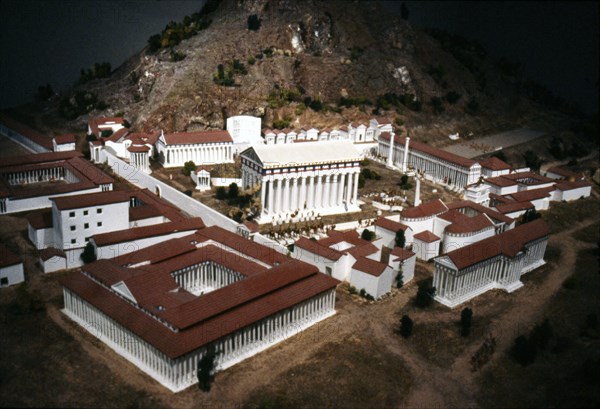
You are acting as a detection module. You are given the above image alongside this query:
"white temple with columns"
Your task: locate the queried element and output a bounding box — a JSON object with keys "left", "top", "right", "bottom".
{"left": 240, "top": 141, "right": 363, "bottom": 224}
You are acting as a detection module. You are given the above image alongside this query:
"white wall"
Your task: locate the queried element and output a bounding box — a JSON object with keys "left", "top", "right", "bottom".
{"left": 211, "top": 177, "right": 242, "bottom": 187}
{"left": 3, "top": 186, "right": 103, "bottom": 215}
{"left": 414, "top": 239, "right": 440, "bottom": 261}
{"left": 350, "top": 266, "right": 393, "bottom": 299}
{"left": 94, "top": 230, "right": 200, "bottom": 260}
{"left": 0, "top": 263, "right": 25, "bottom": 287}
{"left": 558, "top": 186, "right": 591, "bottom": 201}
{"left": 42, "top": 256, "right": 67, "bottom": 273}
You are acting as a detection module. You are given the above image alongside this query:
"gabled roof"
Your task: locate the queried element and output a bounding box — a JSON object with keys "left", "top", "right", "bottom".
{"left": 0, "top": 244, "right": 21, "bottom": 268}
{"left": 401, "top": 199, "right": 448, "bottom": 219}
{"left": 379, "top": 132, "right": 477, "bottom": 168}
{"left": 39, "top": 247, "right": 66, "bottom": 261}
{"left": 391, "top": 247, "right": 416, "bottom": 262}
{"left": 506, "top": 187, "right": 554, "bottom": 202}
{"left": 485, "top": 176, "right": 518, "bottom": 187}
{"left": 494, "top": 201, "right": 534, "bottom": 214}
{"left": 374, "top": 217, "right": 410, "bottom": 233}
{"left": 92, "top": 218, "right": 205, "bottom": 247}
{"left": 447, "top": 200, "right": 514, "bottom": 225}
{"left": 243, "top": 141, "right": 361, "bottom": 169}
{"left": 295, "top": 237, "right": 344, "bottom": 261}
{"left": 413, "top": 230, "right": 440, "bottom": 243}
{"left": 162, "top": 130, "right": 233, "bottom": 145}
{"left": 53, "top": 134, "right": 76, "bottom": 144}
{"left": 479, "top": 156, "right": 511, "bottom": 171}
{"left": 554, "top": 180, "right": 592, "bottom": 191}
{"left": 352, "top": 257, "right": 388, "bottom": 277}
{"left": 51, "top": 190, "right": 130, "bottom": 211}
{"left": 26, "top": 209, "right": 53, "bottom": 229}
{"left": 443, "top": 219, "right": 550, "bottom": 270}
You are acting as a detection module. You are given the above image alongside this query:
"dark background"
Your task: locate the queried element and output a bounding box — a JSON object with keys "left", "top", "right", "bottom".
{"left": 1, "top": 0, "right": 598, "bottom": 114}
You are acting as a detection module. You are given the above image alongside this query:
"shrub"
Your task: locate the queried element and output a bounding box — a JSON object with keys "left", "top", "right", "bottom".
{"left": 530, "top": 319, "right": 552, "bottom": 351}
{"left": 361, "top": 229, "right": 375, "bottom": 242}
{"left": 247, "top": 56, "right": 256, "bottom": 65}
{"left": 170, "top": 49, "right": 186, "bottom": 62}
{"left": 523, "top": 150, "right": 543, "bottom": 171}
{"left": 395, "top": 230, "right": 406, "bottom": 248}
{"left": 429, "top": 97, "right": 444, "bottom": 114}
{"left": 182, "top": 160, "right": 196, "bottom": 176}
{"left": 80, "top": 242, "right": 97, "bottom": 264}
{"left": 197, "top": 346, "right": 218, "bottom": 392}
{"left": 511, "top": 335, "right": 536, "bottom": 366}
{"left": 228, "top": 182, "right": 239, "bottom": 199}
{"left": 460, "top": 307, "right": 473, "bottom": 337}
{"left": 395, "top": 268, "right": 404, "bottom": 288}
{"left": 215, "top": 186, "right": 227, "bottom": 200}
{"left": 272, "top": 118, "right": 290, "bottom": 129}
{"left": 445, "top": 91, "right": 461, "bottom": 104}
{"left": 359, "top": 288, "right": 367, "bottom": 297}
{"left": 415, "top": 281, "right": 436, "bottom": 308}
{"left": 348, "top": 285, "right": 357, "bottom": 295}
{"left": 400, "top": 315, "right": 413, "bottom": 338}
{"left": 247, "top": 14, "right": 261, "bottom": 31}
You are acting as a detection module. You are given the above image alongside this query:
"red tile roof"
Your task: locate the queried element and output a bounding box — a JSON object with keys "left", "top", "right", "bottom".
{"left": 444, "top": 219, "right": 550, "bottom": 270}
{"left": 346, "top": 242, "right": 379, "bottom": 259}
{"left": 502, "top": 171, "right": 554, "bottom": 184}
{"left": 127, "top": 145, "right": 150, "bottom": 153}
{"left": 546, "top": 166, "right": 578, "bottom": 179}
{"left": 401, "top": 199, "right": 448, "bottom": 219}
{"left": 352, "top": 257, "right": 388, "bottom": 277}
{"left": 26, "top": 209, "right": 53, "bottom": 229}
{"left": 129, "top": 204, "right": 163, "bottom": 222}
{"left": 39, "top": 247, "right": 66, "bottom": 261}
{"left": 444, "top": 213, "right": 494, "bottom": 235}
{"left": 554, "top": 180, "right": 592, "bottom": 191}
{"left": 53, "top": 134, "right": 76, "bottom": 145}
{"left": 51, "top": 190, "right": 130, "bottom": 211}
{"left": 0, "top": 113, "right": 53, "bottom": 150}
{"left": 413, "top": 230, "right": 440, "bottom": 243}
{"left": 479, "top": 156, "right": 511, "bottom": 171}
{"left": 0, "top": 151, "right": 82, "bottom": 168}
{"left": 162, "top": 130, "right": 233, "bottom": 145}
{"left": 485, "top": 176, "right": 517, "bottom": 187}
{"left": 380, "top": 132, "right": 477, "bottom": 168}
{"left": 92, "top": 218, "right": 205, "bottom": 247}
{"left": 506, "top": 187, "right": 554, "bottom": 202}
{"left": 295, "top": 237, "right": 344, "bottom": 261}
{"left": 0, "top": 244, "right": 22, "bottom": 268}
{"left": 391, "top": 247, "right": 416, "bottom": 262}
{"left": 494, "top": 201, "right": 534, "bottom": 214}
{"left": 447, "top": 200, "right": 514, "bottom": 225}
{"left": 243, "top": 220, "right": 260, "bottom": 233}
{"left": 374, "top": 217, "right": 410, "bottom": 233}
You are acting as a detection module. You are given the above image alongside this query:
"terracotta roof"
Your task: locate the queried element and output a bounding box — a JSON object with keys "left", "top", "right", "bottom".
{"left": 51, "top": 190, "right": 130, "bottom": 211}
{"left": 129, "top": 204, "right": 163, "bottom": 221}
{"left": 0, "top": 113, "right": 53, "bottom": 150}
{"left": 318, "top": 229, "right": 366, "bottom": 248}
{"left": 39, "top": 247, "right": 66, "bottom": 261}
{"left": 88, "top": 117, "right": 125, "bottom": 136}
{"left": 243, "top": 220, "right": 260, "bottom": 233}
{"left": 502, "top": 171, "right": 554, "bottom": 185}
{"left": 295, "top": 237, "right": 344, "bottom": 261}
{"left": 68, "top": 157, "right": 114, "bottom": 185}
{"left": 479, "top": 156, "right": 511, "bottom": 171}
{"left": 53, "top": 134, "right": 76, "bottom": 144}
{"left": 444, "top": 219, "right": 550, "bottom": 270}
{"left": 554, "top": 180, "right": 592, "bottom": 191}
{"left": 127, "top": 145, "right": 150, "bottom": 153}
{"left": 484, "top": 176, "right": 517, "bottom": 187}
{"left": 380, "top": 132, "right": 477, "bottom": 168}
{"left": 413, "top": 230, "right": 440, "bottom": 243}
{"left": 26, "top": 209, "right": 53, "bottom": 229}
{"left": 401, "top": 199, "right": 448, "bottom": 219}
{"left": 0, "top": 151, "right": 82, "bottom": 168}
{"left": 391, "top": 247, "right": 416, "bottom": 262}
{"left": 494, "top": 201, "right": 534, "bottom": 214}
{"left": 0, "top": 244, "right": 22, "bottom": 268}
{"left": 489, "top": 192, "right": 513, "bottom": 204}
{"left": 546, "top": 166, "right": 578, "bottom": 179}
{"left": 506, "top": 187, "right": 554, "bottom": 202}
{"left": 162, "top": 130, "right": 232, "bottom": 145}
{"left": 93, "top": 218, "right": 205, "bottom": 247}
{"left": 352, "top": 257, "right": 388, "bottom": 277}
{"left": 346, "top": 242, "right": 379, "bottom": 259}
{"left": 111, "top": 236, "right": 198, "bottom": 267}
{"left": 447, "top": 200, "right": 514, "bottom": 225}
{"left": 61, "top": 264, "right": 338, "bottom": 359}
{"left": 444, "top": 213, "right": 494, "bottom": 235}
{"left": 125, "top": 132, "right": 160, "bottom": 146}
{"left": 374, "top": 217, "right": 410, "bottom": 233}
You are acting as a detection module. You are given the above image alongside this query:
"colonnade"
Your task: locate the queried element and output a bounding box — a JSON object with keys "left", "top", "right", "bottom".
{"left": 63, "top": 286, "right": 336, "bottom": 392}
{"left": 172, "top": 261, "right": 245, "bottom": 295}
{"left": 161, "top": 143, "right": 233, "bottom": 167}
{"left": 4, "top": 166, "right": 72, "bottom": 185}
{"left": 260, "top": 170, "right": 360, "bottom": 217}
{"left": 129, "top": 152, "right": 149, "bottom": 173}
{"left": 379, "top": 139, "right": 480, "bottom": 189}
{"left": 433, "top": 237, "right": 548, "bottom": 306}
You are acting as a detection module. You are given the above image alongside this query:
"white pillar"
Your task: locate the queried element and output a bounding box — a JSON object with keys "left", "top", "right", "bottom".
{"left": 260, "top": 179, "right": 266, "bottom": 214}
{"left": 402, "top": 136, "right": 410, "bottom": 172}
{"left": 352, "top": 171, "right": 359, "bottom": 203}
{"left": 387, "top": 131, "right": 395, "bottom": 167}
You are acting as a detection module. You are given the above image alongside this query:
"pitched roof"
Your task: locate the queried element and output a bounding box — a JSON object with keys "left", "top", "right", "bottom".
{"left": 127, "top": 145, "right": 150, "bottom": 153}
{"left": 39, "top": 247, "right": 66, "bottom": 261}
{"left": 51, "top": 190, "right": 131, "bottom": 211}
{"left": 413, "top": 230, "right": 440, "bottom": 243}
{"left": 484, "top": 176, "right": 517, "bottom": 187}
{"left": 444, "top": 213, "right": 494, "bottom": 235}
{"left": 0, "top": 244, "right": 21, "bottom": 268}
{"left": 479, "top": 156, "right": 511, "bottom": 171}
{"left": 92, "top": 218, "right": 205, "bottom": 247}
{"left": 0, "top": 113, "right": 54, "bottom": 150}
{"left": 391, "top": 247, "right": 416, "bottom": 262}
{"left": 554, "top": 180, "right": 592, "bottom": 191}
{"left": 447, "top": 200, "right": 514, "bottom": 225}
{"left": 162, "top": 130, "right": 232, "bottom": 145}
{"left": 26, "top": 209, "right": 53, "bottom": 229}
{"left": 443, "top": 219, "right": 550, "bottom": 270}
{"left": 295, "top": 237, "right": 344, "bottom": 261}
{"left": 546, "top": 166, "right": 578, "bottom": 178}
{"left": 374, "top": 217, "right": 410, "bottom": 233}
{"left": 380, "top": 132, "right": 477, "bottom": 168}
{"left": 0, "top": 151, "right": 82, "bottom": 168}
{"left": 352, "top": 257, "right": 388, "bottom": 277}
{"left": 53, "top": 134, "right": 76, "bottom": 144}
{"left": 244, "top": 141, "right": 362, "bottom": 169}
{"left": 506, "top": 187, "right": 554, "bottom": 202}
{"left": 494, "top": 201, "right": 534, "bottom": 214}
{"left": 401, "top": 199, "right": 448, "bottom": 219}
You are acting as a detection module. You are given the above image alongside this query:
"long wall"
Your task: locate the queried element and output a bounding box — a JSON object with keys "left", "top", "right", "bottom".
{"left": 0, "top": 123, "right": 50, "bottom": 153}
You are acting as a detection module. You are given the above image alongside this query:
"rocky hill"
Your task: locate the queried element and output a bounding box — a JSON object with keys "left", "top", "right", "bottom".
{"left": 35, "top": 0, "right": 577, "bottom": 144}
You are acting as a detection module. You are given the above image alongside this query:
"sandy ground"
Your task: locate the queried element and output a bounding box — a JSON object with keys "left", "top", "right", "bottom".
{"left": 442, "top": 128, "right": 545, "bottom": 158}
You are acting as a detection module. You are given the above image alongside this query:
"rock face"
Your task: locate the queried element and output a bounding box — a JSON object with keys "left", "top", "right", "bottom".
{"left": 60, "top": 0, "right": 538, "bottom": 135}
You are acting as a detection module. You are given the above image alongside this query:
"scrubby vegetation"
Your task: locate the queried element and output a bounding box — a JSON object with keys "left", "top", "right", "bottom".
{"left": 78, "top": 62, "right": 112, "bottom": 84}
{"left": 59, "top": 91, "right": 108, "bottom": 120}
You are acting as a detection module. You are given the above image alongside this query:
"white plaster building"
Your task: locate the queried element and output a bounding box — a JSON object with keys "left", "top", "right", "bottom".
{"left": 61, "top": 226, "right": 339, "bottom": 392}
{"left": 350, "top": 257, "right": 394, "bottom": 299}
{"left": 544, "top": 166, "right": 583, "bottom": 181}
{"left": 240, "top": 141, "right": 362, "bottom": 224}
{"left": 433, "top": 219, "right": 550, "bottom": 307}
{"left": 388, "top": 247, "right": 416, "bottom": 283}
{"left": 52, "top": 134, "right": 76, "bottom": 152}
{"left": 226, "top": 115, "right": 263, "bottom": 155}
{"left": 413, "top": 230, "right": 441, "bottom": 261}
{"left": 157, "top": 130, "right": 234, "bottom": 168}
{"left": 87, "top": 117, "right": 126, "bottom": 138}
{"left": 379, "top": 132, "right": 481, "bottom": 190}
{"left": 0, "top": 244, "right": 25, "bottom": 287}
{"left": 478, "top": 156, "right": 512, "bottom": 178}
{"left": 191, "top": 167, "right": 211, "bottom": 191}
{"left": 0, "top": 151, "right": 114, "bottom": 215}
{"left": 373, "top": 216, "right": 413, "bottom": 249}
